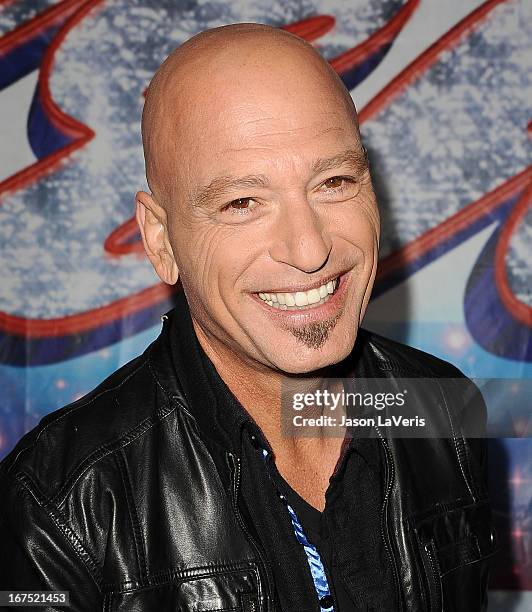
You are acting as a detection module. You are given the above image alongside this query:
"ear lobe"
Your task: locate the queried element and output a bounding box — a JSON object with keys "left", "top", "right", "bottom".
{"left": 135, "top": 191, "right": 179, "bottom": 285}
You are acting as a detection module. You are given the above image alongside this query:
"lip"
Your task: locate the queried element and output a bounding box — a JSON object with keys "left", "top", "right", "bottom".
{"left": 250, "top": 270, "right": 352, "bottom": 324}
{"left": 254, "top": 271, "right": 345, "bottom": 295}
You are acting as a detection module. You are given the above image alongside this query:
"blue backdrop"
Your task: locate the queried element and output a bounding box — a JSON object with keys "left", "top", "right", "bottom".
{"left": 0, "top": 0, "right": 530, "bottom": 607}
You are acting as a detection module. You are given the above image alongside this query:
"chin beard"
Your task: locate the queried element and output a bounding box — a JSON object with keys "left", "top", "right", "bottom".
{"left": 285, "top": 310, "right": 342, "bottom": 350}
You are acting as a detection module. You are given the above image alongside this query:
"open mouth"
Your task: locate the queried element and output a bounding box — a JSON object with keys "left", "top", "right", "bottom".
{"left": 255, "top": 276, "right": 341, "bottom": 311}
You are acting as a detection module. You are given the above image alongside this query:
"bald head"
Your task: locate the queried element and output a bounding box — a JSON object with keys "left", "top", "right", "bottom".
{"left": 141, "top": 22, "right": 359, "bottom": 201}
{"left": 135, "top": 21, "right": 378, "bottom": 377}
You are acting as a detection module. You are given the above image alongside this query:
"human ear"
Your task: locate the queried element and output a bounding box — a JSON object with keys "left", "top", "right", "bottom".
{"left": 135, "top": 191, "right": 179, "bottom": 285}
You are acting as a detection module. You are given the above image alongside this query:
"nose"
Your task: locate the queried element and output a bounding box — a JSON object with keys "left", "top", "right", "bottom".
{"left": 268, "top": 195, "right": 332, "bottom": 274}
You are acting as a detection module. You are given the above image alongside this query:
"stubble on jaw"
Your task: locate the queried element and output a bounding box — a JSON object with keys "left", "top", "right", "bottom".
{"left": 285, "top": 310, "right": 343, "bottom": 350}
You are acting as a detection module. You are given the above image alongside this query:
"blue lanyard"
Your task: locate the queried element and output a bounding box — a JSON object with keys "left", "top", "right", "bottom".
{"left": 260, "top": 448, "right": 335, "bottom": 611}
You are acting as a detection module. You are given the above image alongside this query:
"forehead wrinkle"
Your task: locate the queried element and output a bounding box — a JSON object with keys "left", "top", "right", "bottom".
{"left": 141, "top": 24, "right": 361, "bottom": 201}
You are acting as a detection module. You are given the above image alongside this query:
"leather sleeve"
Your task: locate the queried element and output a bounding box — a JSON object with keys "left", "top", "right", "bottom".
{"left": 458, "top": 379, "right": 496, "bottom": 612}
{"left": 0, "top": 468, "right": 103, "bottom": 611}
{"left": 458, "top": 377, "right": 490, "bottom": 500}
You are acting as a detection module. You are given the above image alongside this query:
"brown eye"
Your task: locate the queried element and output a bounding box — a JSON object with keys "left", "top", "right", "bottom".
{"left": 324, "top": 176, "right": 346, "bottom": 189}
{"left": 230, "top": 198, "right": 251, "bottom": 209}
{"left": 317, "top": 176, "right": 358, "bottom": 201}
{"left": 222, "top": 197, "right": 259, "bottom": 215}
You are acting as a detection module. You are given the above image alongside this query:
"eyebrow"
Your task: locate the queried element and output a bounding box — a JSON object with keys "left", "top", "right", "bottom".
{"left": 191, "top": 146, "right": 368, "bottom": 209}
{"left": 192, "top": 173, "right": 270, "bottom": 209}
{"left": 312, "top": 146, "right": 368, "bottom": 175}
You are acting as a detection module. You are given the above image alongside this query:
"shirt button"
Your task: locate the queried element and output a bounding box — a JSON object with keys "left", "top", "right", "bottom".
{"left": 319, "top": 594, "right": 334, "bottom": 609}
{"left": 249, "top": 434, "right": 262, "bottom": 449}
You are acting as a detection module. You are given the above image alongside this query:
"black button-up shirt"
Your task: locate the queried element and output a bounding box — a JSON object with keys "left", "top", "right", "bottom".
{"left": 170, "top": 290, "right": 397, "bottom": 611}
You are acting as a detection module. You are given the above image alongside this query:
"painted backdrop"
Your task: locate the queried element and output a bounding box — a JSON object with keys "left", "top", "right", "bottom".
{"left": 0, "top": 0, "right": 530, "bottom": 609}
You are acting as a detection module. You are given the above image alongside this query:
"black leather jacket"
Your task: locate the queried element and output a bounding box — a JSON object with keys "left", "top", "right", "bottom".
{"left": 0, "top": 305, "right": 497, "bottom": 611}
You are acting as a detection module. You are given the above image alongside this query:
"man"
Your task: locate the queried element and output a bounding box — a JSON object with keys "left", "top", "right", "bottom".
{"left": 0, "top": 23, "right": 495, "bottom": 611}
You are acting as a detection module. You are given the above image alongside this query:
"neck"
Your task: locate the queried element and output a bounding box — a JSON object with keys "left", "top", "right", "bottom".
{"left": 191, "top": 318, "right": 346, "bottom": 461}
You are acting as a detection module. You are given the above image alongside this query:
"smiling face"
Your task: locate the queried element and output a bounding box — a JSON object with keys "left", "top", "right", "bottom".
{"left": 138, "top": 25, "right": 380, "bottom": 375}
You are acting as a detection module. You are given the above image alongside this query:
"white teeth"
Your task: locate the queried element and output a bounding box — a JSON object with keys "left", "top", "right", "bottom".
{"left": 295, "top": 292, "right": 308, "bottom": 307}
{"left": 257, "top": 277, "right": 339, "bottom": 309}
{"left": 307, "top": 288, "right": 321, "bottom": 305}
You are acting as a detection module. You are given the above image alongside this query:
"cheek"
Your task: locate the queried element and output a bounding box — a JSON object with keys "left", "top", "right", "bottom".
{"left": 174, "top": 220, "right": 261, "bottom": 297}
{"left": 327, "top": 200, "right": 379, "bottom": 251}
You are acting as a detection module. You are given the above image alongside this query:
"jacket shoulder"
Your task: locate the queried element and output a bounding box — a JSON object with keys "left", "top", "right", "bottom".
{"left": 357, "top": 327, "right": 466, "bottom": 378}
{"left": 0, "top": 340, "right": 173, "bottom": 499}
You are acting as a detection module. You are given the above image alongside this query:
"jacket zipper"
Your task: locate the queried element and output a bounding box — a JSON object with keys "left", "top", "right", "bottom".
{"left": 424, "top": 541, "right": 443, "bottom": 612}
{"left": 227, "top": 451, "right": 274, "bottom": 612}
{"left": 374, "top": 426, "right": 404, "bottom": 612}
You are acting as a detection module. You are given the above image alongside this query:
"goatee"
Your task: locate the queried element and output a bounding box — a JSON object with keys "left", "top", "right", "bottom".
{"left": 286, "top": 311, "right": 342, "bottom": 350}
